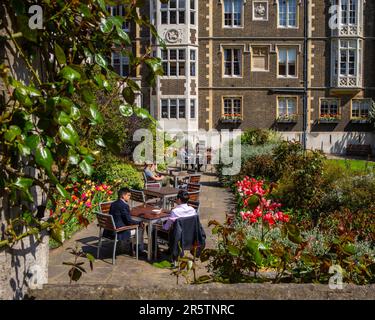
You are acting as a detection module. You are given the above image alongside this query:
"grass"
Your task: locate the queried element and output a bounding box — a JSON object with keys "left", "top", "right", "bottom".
{"left": 325, "top": 159, "right": 375, "bottom": 173}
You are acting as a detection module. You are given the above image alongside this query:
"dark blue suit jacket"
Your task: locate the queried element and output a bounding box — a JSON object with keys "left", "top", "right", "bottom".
{"left": 103, "top": 199, "right": 140, "bottom": 241}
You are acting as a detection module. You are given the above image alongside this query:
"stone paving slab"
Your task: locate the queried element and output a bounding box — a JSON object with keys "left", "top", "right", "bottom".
{"left": 47, "top": 173, "right": 233, "bottom": 287}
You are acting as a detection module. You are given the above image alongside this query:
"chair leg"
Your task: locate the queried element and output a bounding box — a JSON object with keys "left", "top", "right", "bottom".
{"left": 113, "top": 233, "right": 118, "bottom": 265}
{"left": 97, "top": 228, "right": 102, "bottom": 259}
{"left": 154, "top": 228, "right": 158, "bottom": 260}
{"left": 136, "top": 227, "right": 139, "bottom": 260}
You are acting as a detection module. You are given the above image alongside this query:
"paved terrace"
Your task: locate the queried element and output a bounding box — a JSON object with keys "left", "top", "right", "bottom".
{"left": 47, "top": 173, "right": 234, "bottom": 287}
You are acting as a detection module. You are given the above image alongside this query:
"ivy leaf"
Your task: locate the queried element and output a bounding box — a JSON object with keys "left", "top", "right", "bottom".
{"left": 99, "top": 17, "right": 113, "bottom": 33}
{"left": 56, "top": 183, "right": 71, "bottom": 200}
{"left": 95, "top": 137, "right": 106, "bottom": 148}
{"left": 68, "top": 149, "right": 80, "bottom": 165}
{"left": 122, "top": 87, "right": 135, "bottom": 104}
{"left": 116, "top": 26, "right": 131, "bottom": 44}
{"left": 57, "top": 111, "right": 71, "bottom": 126}
{"left": 95, "top": 54, "right": 107, "bottom": 69}
{"left": 13, "top": 177, "right": 33, "bottom": 190}
{"left": 89, "top": 104, "right": 103, "bottom": 125}
{"left": 96, "top": 0, "right": 107, "bottom": 13}
{"left": 51, "top": 224, "right": 64, "bottom": 244}
{"left": 60, "top": 66, "right": 81, "bottom": 82}
{"left": 4, "top": 125, "right": 22, "bottom": 142}
{"left": 25, "top": 135, "right": 40, "bottom": 149}
{"left": 79, "top": 159, "right": 93, "bottom": 176}
{"left": 70, "top": 106, "right": 81, "bottom": 121}
{"left": 17, "top": 142, "right": 31, "bottom": 156}
{"left": 119, "top": 104, "right": 133, "bottom": 117}
{"left": 54, "top": 43, "right": 66, "bottom": 65}
{"left": 59, "top": 124, "right": 79, "bottom": 146}
{"left": 35, "top": 146, "right": 53, "bottom": 174}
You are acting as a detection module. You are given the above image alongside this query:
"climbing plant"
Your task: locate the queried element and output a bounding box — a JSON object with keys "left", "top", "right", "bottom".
{"left": 0, "top": 0, "right": 166, "bottom": 248}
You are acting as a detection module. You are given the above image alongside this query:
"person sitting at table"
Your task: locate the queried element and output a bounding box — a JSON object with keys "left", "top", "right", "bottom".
{"left": 144, "top": 162, "right": 165, "bottom": 182}
{"left": 103, "top": 187, "right": 145, "bottom": 255}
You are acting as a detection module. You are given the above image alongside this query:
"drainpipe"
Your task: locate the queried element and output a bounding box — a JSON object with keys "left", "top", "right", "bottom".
{"left": 302, "top": 0, "right": 309, "bottom": 150}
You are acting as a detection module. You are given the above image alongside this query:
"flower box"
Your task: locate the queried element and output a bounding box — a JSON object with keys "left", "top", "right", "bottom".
{"left": 350, "top": 118, "right": 371, "bottom": 124}
{"left": 276, "top": 114, "right": 298, "bottom": 123}
{"left": 220, "top": 114, "right": 242, "bottom": 123}
{"left": 318, "top": 114, "right": 341, "bottom": 123}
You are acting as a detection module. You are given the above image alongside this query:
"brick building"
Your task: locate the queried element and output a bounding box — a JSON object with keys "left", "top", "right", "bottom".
{"left": 111, "top": 0, "right": 375, "bottom": 154}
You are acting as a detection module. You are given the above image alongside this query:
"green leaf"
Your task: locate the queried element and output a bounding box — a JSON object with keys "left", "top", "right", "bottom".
{"left": 86, "top": 253, "right": 95, "bottom": 263}
{"left": 119, "top": 104, "right": 133, "bottom": 117}
{"left": 18, "top": 15, "right": 37, "bottom": 42}
{"left": 122, "top": 87, "right": 135, "bottom": 104}
{"left": 81, "top": 88, "right": 95, "bottom": 104}
{"left": 4, "top": 125, "right": 22, "bottom": 142}
{"left": 96, "top": 0, "right": 107, "bottom": 11}
{"left": 56, "top": 183, "right": 71, "bottom": 200}
{"left": 25, "top": 135, "right": 40, "bottom": 149}
{"left": 99, "top": 17, "right": 113, "bottom": 33}
{"left": 35, "top": 146, "right": 53, "bottom": 173}
{"left": 95, "top": 137, "right": 106, "bottom": 148}
{"left": 79, "top": 159, "right": 93, "bottom": 176}
{"left": 50, "top": 224, "right": 64, "bottom": 244}
{"left": 88, "top": 104, "right": 103, "bottom": 125}
{"left": 68, "top": 149, "right": 80, "bottom": 165}
{"left": 10, "top": 0, "right": 25, "bottom": 15}
{"left": 95, "top": 54, "right": 107, "bottom": 69}
{"left": 68, "top": 267, "right": 82, "bottom": 282}
{"left": 70, "top": 106, "right": 81, "bottom": 121}
{"left": 227, "top": 245, "right": 240, "bottom": 257}
{"left": 59, "top": 124, "right": 79, "bottom": 146}
{"left": 60, "top": 66, "right": 81, "bottom": 82}
{"left": 17, "top": 142, "right": 31, "bottom": 156}
{"left": 54, "top": 43, "right": 66, "bottom": 65}
{"left": 116, "top": 26, "right": 131, "bottom": 44}
{"left": 152, "top": 260, "right": 172, "bottom": 269}
{"left": 57, "top": 111, "right": 71, "bottom": 126}
{"left": 13, "top": 177, "right": 33, "bottom": 190}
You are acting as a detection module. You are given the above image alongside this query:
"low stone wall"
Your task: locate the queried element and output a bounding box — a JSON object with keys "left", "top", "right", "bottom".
{"left": 29, "top": 283, "right": 375, "bottom": 300}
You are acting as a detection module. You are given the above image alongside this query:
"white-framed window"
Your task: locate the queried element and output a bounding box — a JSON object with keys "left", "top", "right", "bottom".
{"left": 223, "top": 0, "right": 243, "bottom": 27}
{"left": 338, "top": 40, "right": 356, "bottom": 76}
{"left": 161, "top": 48, "right": 186, "bottom": 77}
{"left": 277, "top": 97, "right": 297, "bottom": 118}
{"left": 111, "top": 52, "right": 129, "bottom": 77}
{"left": 278, "top": 47, "right": 297, "bottom": 77}
{"left": 190, "top": 49, "right": 196, "bottom": 76}
{"left": 278, "top": 0, "right": 297, "bottom": 28}
{"left": 190, "top": 0, "right": 196, "bottom": 25}
{"left": 106, "top": 5, "right": 130, "bottom": 31}
{"left": 223, "top": 48, "right": 242, "bottom": 77}
{"left": 253, "top": 1, "right": 268, "bottom": 21}
{"left": 251, "top": 46, "right": 269, "bottom": 72}
{"left": 161, "top": 0, "right": 186, "bottom": 24}
{"left": 223, "top": 97, "right": 242, "bottom": 118}
{"left": 161, "top": 99, "right": 186, "bottom": 119}
{"left": 190, "top": 99, "right": 196, "bottom": 119}
{"left": 352, "top": 99, "right": 371, "bottom": 119}
{"left": 340, "top": 0, "right": 357, "bottom": 25}
{"left": 320, "top": 99, "right": 340, "bottom": 118}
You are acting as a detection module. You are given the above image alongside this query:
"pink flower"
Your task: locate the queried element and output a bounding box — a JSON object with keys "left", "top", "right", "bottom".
{"left": 85, "top": 201, "right": 92, "bottom": 208}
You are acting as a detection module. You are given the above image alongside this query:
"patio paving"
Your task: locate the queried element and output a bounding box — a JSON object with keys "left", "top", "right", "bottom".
{"left": 47, "top": 173, "right": 234, "bottom": 287}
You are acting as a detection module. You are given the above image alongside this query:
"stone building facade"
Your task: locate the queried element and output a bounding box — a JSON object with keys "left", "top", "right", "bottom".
{"left": 113, "top": 0, "right": 375, "bottom": 154}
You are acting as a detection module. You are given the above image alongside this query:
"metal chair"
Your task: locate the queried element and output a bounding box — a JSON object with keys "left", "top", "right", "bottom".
{"left": 145, "top": 182, "right": 162, "bottom": 189}
{"left": 130, "top": 188, "right": 160, "bottom": 207}
{"left": 187, "top": 183, "right": 201, "bottom": 192}
{"left": 188, "top": 190, "right": 200, "bottom": 202}
{"left": 99, "top": 201, "right": 113, "bottom": 214}
{"left": 189, "top": 174, "right": 202, "bottom": 184}
{"left": 96, "top": 212, "right": 139, "bottom": 265}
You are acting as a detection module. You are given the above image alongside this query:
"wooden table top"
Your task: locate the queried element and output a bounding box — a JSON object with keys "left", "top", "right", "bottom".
{"left": 144, "top": 186, "right": 180, "bottom": 196}
{"left": 171, "top": 171, "right": 190, "bottom": 177}
{"left": 131, "top": 205, "right": 170, "bottom": 221}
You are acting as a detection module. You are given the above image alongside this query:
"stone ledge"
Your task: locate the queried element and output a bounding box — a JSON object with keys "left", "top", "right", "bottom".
{"left": 28, "top": 283, "right": 375, "bottom": 300}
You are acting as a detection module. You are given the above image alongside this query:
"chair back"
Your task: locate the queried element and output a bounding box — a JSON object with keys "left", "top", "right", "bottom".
{"left": 187, "top": 183, "right": 201, "bottom": 192}
{"left": 142, "top": 171, "right": 148, "bottom": 183}
{"left": 187, "top": 200, "right": 200, "bottom": 214}
{"left": 96, "top": 212, "right": 116, "bottom": 231}
{"left": 130, "top": 189, "right": 146, "bottom": 204}
{"left": 99, "top": 201, "right": 113, "bottom": 214}
{"left": 145, "top": 182, "right": 161, "bottom": 189}
{"left": 189, "top": 174, "right": 201, "bottom": 184}
{"left": 188, "top": 190, "right": 200, "bottom": 202}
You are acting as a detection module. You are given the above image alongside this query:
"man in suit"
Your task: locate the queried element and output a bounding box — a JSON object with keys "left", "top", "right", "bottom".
{"left": 103, "top": 187, "right": 145, "bottom": 254}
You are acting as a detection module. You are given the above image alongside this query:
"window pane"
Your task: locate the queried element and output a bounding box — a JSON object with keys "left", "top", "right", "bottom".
{"left": 161, "top": 100, "right": 169, "bottom": 118}
{"left": 179, "top": 49, "right": 185, "bottom": 60}
{"left": 161, "top": 11, "right": 168, "bottom": 24}
{"left": 287, "top": 98, "right": 296, "bottom": 114}
{"left": 190, "top": 99, "right": 196, "bottom": 118}
{"left": 224, "top": 99, "right": 231, "bottom": 114}
{"left": 190, "top": 0, "right": 195, "bottom": 10}
{"left": 179, "top": 0, "right": 186, "bottom": 9}
{"left": 190, "top": 12, "right": 195, "bottom": 24}
{"left": 170, "top": 100, "right": 177, "bottom": 118}
{"left": 170, "top": 11, "right": 177, "bottom": 24}
{"left": 190, "top": 50, "right": 196, "bottom": 61}
{"left": 170, "top": 50, "right": 177, "bottom": 60}
{"left": 179, "top": 99, "right": 186, "bottom": 118}
{"left": 179, "top": 10, "right": 185, "bottom": 23}
{"left": 190, "top": 62, "right": 196, "bottom": 76}
{"left": 278, "top": 98, "right": 287, "bottom": 115}
{"left": 170, "top": 62, "right": 177, "bottom": 76}
{"left": 179, "top": 62, "right": 185, "bottom": 76}
{"left": 233, "top": 99, "right": 241, "bottom": 115}
{"left": 170, "top": 0, "right": 177, "bottom": 8}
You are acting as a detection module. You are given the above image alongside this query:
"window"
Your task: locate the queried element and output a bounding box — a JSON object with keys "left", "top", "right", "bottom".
{"left": 111, "top": 52, "right": 129, "bottom": 77}
{"left": 224, "top": 48, "right": 241, "bottom": 77}
{"left": 352, "top": 99, "right": 371, "bottom": 119}
{"left": 278, "top": 47, "right": 297, "bottom": 77}
{"left": 223, "top": 98, "right": 242, "bottom": 118}
{"left": 278, "top": 0, "right": 297, "bottom": 28}
{"left": 224, "top": 0, "right": 243, "bottom": 27}
{"left": 160, "top": 99, "right": 187, "bottom": 119}
{"left": 190, "top": 49, "right": 196, "bottom": 76}
{"left": 161, "top": 0, "right": 186, "bottom": 24}
{"left": 320, "top": 99, "right": 340, "bottom": 119}
{"left": 339, "top": 40, "right": 356, "bottom": 76}
{"left": 161, "top": 49, "right": 186, "bottom": 77}
{"left": 190, "top": 99, "right": 196, "bottom": 119}
{"left": 340, "top": 0, "right": 357, "bottom": 25}
{"left": 251, "top": 46, "right": 269, "bottom": 71}
{"left": 277, "top": 97, "right": 297, "bottom": 119}
{"left": 107, "top": 5, "right": 130, "bottom": 31}
{"left": 190, "top": 0, "right": 196, "bottom": 25}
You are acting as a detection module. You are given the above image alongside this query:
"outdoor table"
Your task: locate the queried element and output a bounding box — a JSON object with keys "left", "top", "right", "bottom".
{"left": 131, "top": 204, "right": 170, "bottom": 261}
{"left": 170, "top": 171, "right": 190, "bottom": 188}
{"left": 143, "top": 186, "right": 180, "bottom": 209}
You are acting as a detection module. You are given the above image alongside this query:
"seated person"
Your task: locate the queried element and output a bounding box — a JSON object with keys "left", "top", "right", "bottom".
{"left": 153, "top": 190, "right": 197, "bottom": 248}
{"left": 103, "top": 187, "right": 145, "bottom": 254}
{"left": 144, "top": 163, "right": 165, "bottom": 182}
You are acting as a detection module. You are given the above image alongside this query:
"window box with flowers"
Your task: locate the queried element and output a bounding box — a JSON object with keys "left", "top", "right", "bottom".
{"left": 220, "top": 113, "right": 242, "bottom": 123}
{"left": 318, "top": 114, "right": 342, "bottom": 123}
{"left": 350, "top": 117, "right": 371, "bottom": 124}
{"left": 276, "top": 113, "right": 298, "bottom": 123}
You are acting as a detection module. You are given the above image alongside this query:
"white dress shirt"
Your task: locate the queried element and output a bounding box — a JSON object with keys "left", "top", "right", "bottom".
{"left": 163, "top": 203, "right": 197, "bottom": 231}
